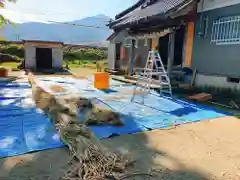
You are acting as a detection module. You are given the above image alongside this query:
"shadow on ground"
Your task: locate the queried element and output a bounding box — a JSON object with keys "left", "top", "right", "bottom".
{"left": 0, "top": 130, "right": 211, "bottom": 180}
{"left": 0, "top": 73, "right": 212, "bottom": 180}
{"left": 27, "top": 68, "right": 73, "bottom": 76}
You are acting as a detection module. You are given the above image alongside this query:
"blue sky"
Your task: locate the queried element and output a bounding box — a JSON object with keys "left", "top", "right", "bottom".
{"left": 2, "top": 0, "right": 137, "bottom": 23}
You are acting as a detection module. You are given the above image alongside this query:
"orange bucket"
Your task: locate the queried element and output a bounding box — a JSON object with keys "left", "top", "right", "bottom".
{"left": 94, "top": 72, "right": 109, "bottom": 89}
{"left": 0, "top": 68, "right": 8, "bottom": 77}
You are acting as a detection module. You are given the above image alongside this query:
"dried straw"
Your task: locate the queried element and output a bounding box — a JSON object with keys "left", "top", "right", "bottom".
{"left": 123, "top": 90, "right": 147, "bottom": 95}
{"left": 50, "top": 85, "right": 66, "bottom": 93}
{"left": 73, "top": 75, "right": 89, "bottom": 80}
{"left": 30, "top": 78, "right": 134, "bottom": 180}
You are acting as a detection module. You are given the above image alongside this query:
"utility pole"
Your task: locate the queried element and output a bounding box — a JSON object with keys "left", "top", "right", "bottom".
{"left": 16, "top": 34, "right": 20, "bottom": 41}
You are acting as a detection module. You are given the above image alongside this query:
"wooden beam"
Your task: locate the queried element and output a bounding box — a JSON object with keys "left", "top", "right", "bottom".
{"left": 167, "top": 30, "right": 176, "bottom": 76}
{"left": 127, "top": 15, "right": 192, "bottom": 35}
{"left": 126, "top": 29, "right": 170, "bottom": 40}
{"left": 184, "top": 22, "right": 195, "bottom": 67}
{"left": 151, "top": 38, "right": 159, "bottom": 50}
{"left": 129, "top": 40, "right": 135, "bottom": 76}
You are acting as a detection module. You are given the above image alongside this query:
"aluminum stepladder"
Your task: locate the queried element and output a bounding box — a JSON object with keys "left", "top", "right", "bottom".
{"left": 131, "top": 50, "right": 172, "bottom": 104}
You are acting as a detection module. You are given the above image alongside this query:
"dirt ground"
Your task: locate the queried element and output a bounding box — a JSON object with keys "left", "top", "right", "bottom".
{"left": 1, "top": 117, "right": 240, "bottom": 180}
{"left": 70, "top": 67, "right": 95, "bottom": 75}
{"left": 1, "top": 69, "right": 240, "bottom": 180}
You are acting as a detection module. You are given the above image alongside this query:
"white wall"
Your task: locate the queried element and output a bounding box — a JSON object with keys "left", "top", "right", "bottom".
{"left": 198, "top": 0, "right": 240, "bottom": 12}
{"left": 107, "top": 30, "right": 129, "bottom": 70}
{"left": 52, "top": 47, "right": 63, "bottom": 68}
{"left": 108, "top": 43, "right": 115, "bottom": 69}
{"left": 115, "top": 30, "right": 128, "bottom": 43}
{"left": 24, "top": 44, "right": 36, "bottom": 69}
{"left": 195, "top": 74, "right": 240, "bottom": 90}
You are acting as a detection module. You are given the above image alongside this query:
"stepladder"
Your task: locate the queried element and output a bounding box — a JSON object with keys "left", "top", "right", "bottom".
{"left": 131, "top": 50, "right": 172, "bottom": 104}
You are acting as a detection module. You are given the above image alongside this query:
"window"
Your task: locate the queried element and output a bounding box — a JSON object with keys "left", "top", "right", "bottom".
{"left": 211, "top": 16, "right": 240, "bottom": 45}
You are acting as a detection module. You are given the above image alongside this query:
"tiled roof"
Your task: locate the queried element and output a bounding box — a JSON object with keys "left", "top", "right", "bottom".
{"left": 115, "top": 0, "right": 145, "bottom": 20}
{"left": 110, "top": 0, "right": 196, "bottom": 29}
{"left": 106, "top": 32, "right": 117, "bottom": 41}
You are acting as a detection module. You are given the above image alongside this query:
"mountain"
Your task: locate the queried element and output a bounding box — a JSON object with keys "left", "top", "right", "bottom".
{"left": 0, "top": 14, "right": 112, "bottom": 47}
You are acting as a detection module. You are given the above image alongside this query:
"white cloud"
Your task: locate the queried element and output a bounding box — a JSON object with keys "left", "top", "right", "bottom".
{"left": 1, "top": 9, "right": 50, "bottom": 23}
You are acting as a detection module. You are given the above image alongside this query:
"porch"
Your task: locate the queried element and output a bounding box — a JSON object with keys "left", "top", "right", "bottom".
{"left": 107, "top": 0, "right": 198, "bottom": 86}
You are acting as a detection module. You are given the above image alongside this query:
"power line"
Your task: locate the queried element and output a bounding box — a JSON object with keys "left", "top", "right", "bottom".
{"left": 6, "top": 8, "right": 112, "bottom": 22}
{"left": 48, "top": 20, "right": 109, "bottom": 29}
{"left": 64, "top": 40, "right": 109, "bottom": 46}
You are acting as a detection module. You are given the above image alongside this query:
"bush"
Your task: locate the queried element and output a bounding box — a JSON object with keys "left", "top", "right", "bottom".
{"left": 0, "top": 53, "right": 21, "bottom": 63}
{"left": 0, "top": 43, "right": 108, "bottom": 66}
{"left": 63, "top": 53, "right": 79, "bottom": 62}
{"left": 63, "top": 46, "right": 107, "bottom": 61}
{"left": 0, "top": 44, "right": 24, "bottom": 59}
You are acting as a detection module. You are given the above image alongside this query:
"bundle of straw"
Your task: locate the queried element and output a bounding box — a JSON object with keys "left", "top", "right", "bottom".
{"left": 30, "top": 79, "right": 134, "bottom": 180}
{"left": 50, "top": 85, "right": 66, "bottom": 93}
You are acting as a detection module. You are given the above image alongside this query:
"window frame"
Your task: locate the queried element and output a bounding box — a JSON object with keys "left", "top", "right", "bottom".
{"left": 211, "top": 15, "right": 240, "bottom": 45}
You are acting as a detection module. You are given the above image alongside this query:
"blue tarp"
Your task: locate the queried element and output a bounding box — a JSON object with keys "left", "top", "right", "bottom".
{"left": 0, "top": 84, "right": 63, "bottom": 158}
{"left": 79, "top": 92, "right": 230, "bottom": 139}
{"left": 35, "top": 76, "right": 229, "bottom": 139}
{"left": 0, "top": 82, "right": 30, "bottom": 88}
{"left": 0, "top": 77, "right": 230, "bottom": 158}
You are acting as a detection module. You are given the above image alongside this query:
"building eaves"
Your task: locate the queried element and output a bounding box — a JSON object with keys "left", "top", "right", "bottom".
{"left": 109, "top": 0, "right": 197, "bottom": 29}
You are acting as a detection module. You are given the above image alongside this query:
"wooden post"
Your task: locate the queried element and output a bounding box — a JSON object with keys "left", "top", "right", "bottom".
{"left": 129, "top": 40, "right": 135, "bottom": 76}
{"left": 184, "top": 22, "right": 195, "bottom": 67}
{"left": 151, "top": 38, "right": 158, "bottom": 50}
{"left": 167, "top": 30, "right": 176, "bottom": 76}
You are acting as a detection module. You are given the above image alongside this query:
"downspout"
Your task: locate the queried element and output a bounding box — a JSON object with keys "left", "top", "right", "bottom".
{"left": 199, "top": 0, "right": 204, "bottom": 32}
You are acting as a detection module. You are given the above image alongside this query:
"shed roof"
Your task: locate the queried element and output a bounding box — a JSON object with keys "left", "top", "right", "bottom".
{"left": 109, "top": 0, "right": 197, "bottom": 29}
{"left": 22, "top": 40, "right": 64, "bottom": 45}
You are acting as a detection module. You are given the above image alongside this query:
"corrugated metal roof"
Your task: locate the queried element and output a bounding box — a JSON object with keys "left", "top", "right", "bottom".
{"left": 110, "top": 0, "right": 196, "bottom": 29}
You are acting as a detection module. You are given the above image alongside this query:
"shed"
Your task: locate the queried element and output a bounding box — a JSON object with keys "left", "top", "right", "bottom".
{"left": 23, "top": 40, "right": 64, "bottom": 70}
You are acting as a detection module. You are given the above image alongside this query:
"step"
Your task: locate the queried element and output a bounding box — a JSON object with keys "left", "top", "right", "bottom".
{"left": 160, "top": 82, "right": 171, "bottom": 86}
{"left": 144, "top": 68, "right": 164, "bottom": 72}
{"left": 156, "top": 67, "right": 165, "bottom": 70}
{"left": 160, "top": 88, "right": 172, "bottom": 92}
{"left": 136, "top": 74, "right": 151, "bottom": 79}
{"left": 140, "top": 72, "right": 166, "bottom": 76}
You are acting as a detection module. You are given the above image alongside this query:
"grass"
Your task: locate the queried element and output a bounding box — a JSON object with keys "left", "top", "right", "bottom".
{"left": 0, "top": 62, "right": 20, "bottom": 71}
{"left": 0, "top": 59, "right": 108, "bottom": 72}
{"left": 63, "top": 59, "right": 108, "bottom": 70}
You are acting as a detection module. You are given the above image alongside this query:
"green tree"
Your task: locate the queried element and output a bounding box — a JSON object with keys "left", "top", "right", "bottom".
{"left": 0, "top": 0, "right": 17, "bottom": 28}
